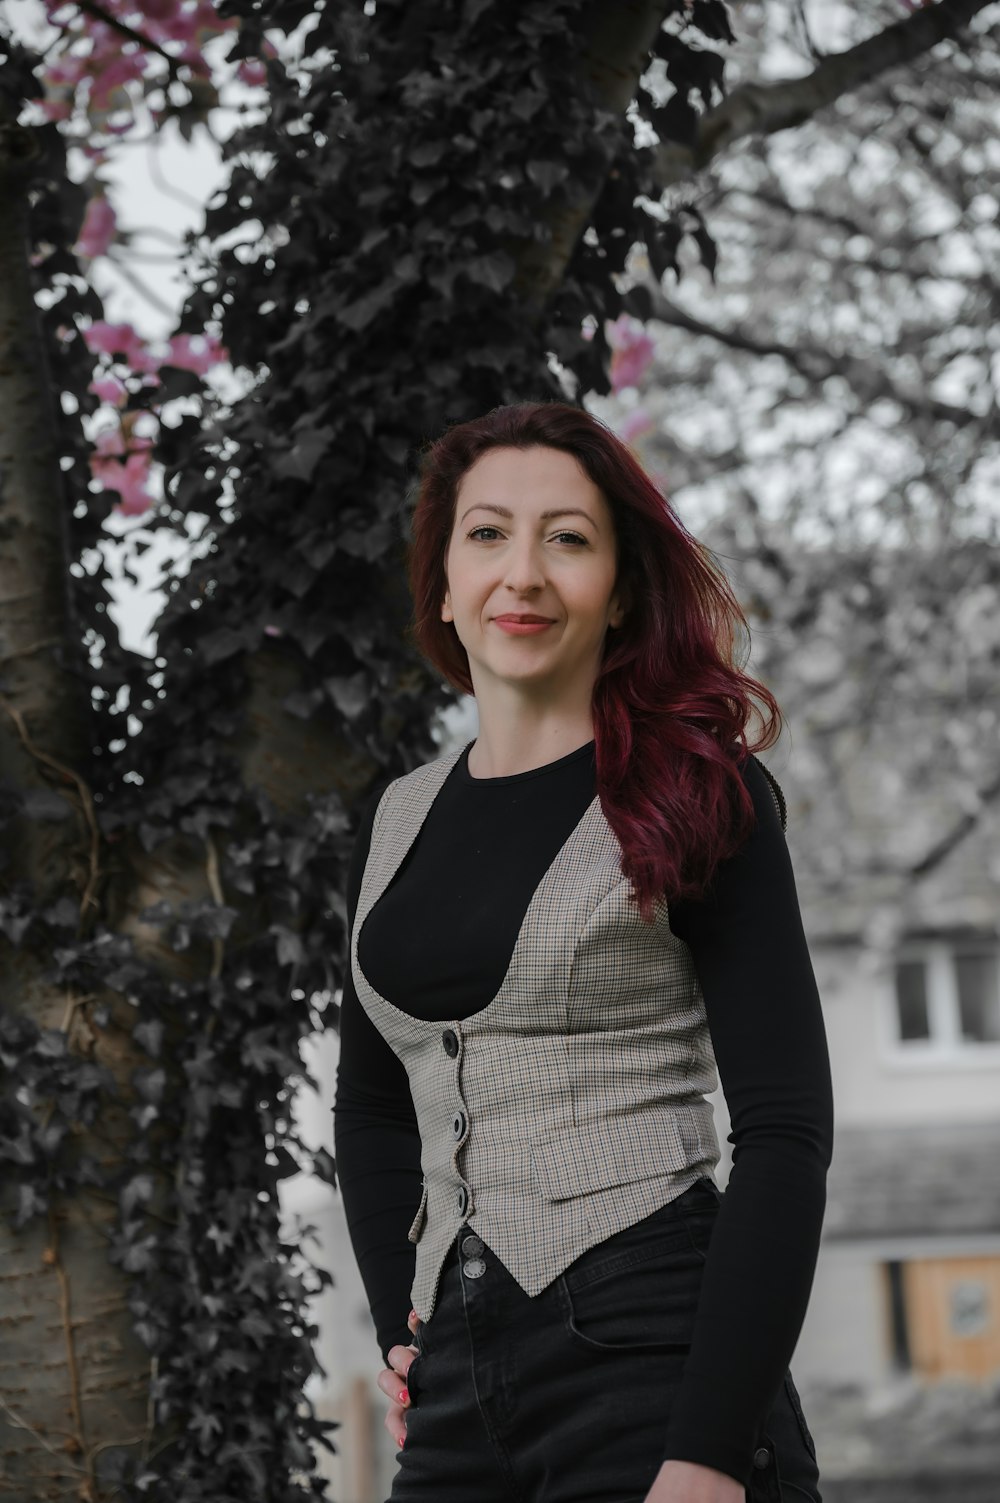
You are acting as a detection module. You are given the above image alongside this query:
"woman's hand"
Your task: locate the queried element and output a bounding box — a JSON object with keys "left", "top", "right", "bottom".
{"left": 643, "top": 1459, "right": 744, "bottom": 1503}
{"left": 378, "top": 1308, "right": 422, "bottom": 1450}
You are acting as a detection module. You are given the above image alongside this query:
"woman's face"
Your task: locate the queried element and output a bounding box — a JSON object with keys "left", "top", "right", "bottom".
{"left": 441, "top": 445, "right": 625, "bottom": 701}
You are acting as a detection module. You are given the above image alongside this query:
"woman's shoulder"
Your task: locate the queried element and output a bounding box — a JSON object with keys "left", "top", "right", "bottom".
{"left": 740, "top": 751, "right": 787, "bottom": 833}
{"left": 360, "top": 740, "right": 468, "bottom": 830}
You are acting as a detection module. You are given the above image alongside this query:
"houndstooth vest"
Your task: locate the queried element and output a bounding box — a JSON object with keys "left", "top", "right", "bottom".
{"left": 350, "top": 742, "right": 722, "bottom": 1323}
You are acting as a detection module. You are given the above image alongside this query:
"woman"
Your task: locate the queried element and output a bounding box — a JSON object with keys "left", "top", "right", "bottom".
{"left": 333, "top": 401, "right": 834, "bottom": 1503}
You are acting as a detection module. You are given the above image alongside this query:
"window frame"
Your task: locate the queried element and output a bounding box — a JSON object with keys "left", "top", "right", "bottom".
{"left": 883, "top": 937, "right": 1000, "bottom": 1069}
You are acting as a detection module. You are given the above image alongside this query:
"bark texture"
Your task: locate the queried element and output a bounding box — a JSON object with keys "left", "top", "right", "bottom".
{"left": 0, "top": 123, "right": 151, "bottom": 1501}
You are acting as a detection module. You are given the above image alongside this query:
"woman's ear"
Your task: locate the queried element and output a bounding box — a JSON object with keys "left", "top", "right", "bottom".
{"left": 441, "top": 590, "right": 453, "bottom": 624}
{"left": 608, "top": 584, "right": 628, "bottom": 630}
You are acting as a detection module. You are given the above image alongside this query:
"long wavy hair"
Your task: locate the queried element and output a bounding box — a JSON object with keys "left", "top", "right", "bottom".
{"left": 406, "top": 400, "right": 782, "bottom": 924}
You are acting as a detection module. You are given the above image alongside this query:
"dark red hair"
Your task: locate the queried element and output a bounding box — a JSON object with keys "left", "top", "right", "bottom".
{"left": 406, "top": 401, "right": 782, "bottom": 923}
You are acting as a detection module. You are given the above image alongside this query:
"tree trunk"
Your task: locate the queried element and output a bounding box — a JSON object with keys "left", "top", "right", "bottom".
{"left": 0, "top": 123, "right": 150, "bottom": 1502}
{"left": 512, "top": 0, "right": 670, "bottom": 315}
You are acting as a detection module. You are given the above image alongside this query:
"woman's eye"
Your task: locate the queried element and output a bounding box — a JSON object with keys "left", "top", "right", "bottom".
{"left": 466, "top": 526, "right": 587, "bottom": 546}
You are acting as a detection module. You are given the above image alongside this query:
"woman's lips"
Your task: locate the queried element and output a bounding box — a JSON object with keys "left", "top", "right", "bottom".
{"left": 493, "top": 618, "right": 554, "bottom": 635}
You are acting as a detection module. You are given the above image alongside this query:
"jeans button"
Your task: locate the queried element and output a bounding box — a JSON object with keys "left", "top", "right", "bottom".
{"left": 463, "top": 1257, "right": 486, "bottom": 1279}
{"left": 461, "top": 1233, "right": 484, "bottom": 1257}
{"left": 752, "top": 1447, "right": 770, "bottom": 1469}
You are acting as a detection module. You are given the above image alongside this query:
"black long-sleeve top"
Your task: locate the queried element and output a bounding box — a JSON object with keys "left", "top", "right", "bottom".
{"left": 332, "top": 738, "right": 834, "bottom": 1486}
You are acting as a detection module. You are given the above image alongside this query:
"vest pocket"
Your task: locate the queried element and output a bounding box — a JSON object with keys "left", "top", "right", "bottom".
{"left": 407, "top": 1180, "right": 428, "bottom": 1244}
{"left": 530, "top": 1114, "right": 686, "bottom": 1200}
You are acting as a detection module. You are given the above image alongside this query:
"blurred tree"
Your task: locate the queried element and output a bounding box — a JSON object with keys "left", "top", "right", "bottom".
{"left": 598, "top": 0, "right": 999, "bottom": 946}
{"left": 0, "top": 0, "right": 993, "bottom": 1497}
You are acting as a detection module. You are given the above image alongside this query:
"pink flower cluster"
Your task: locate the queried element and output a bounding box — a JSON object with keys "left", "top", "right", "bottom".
{"left": 38, "top": 0, "right": 238, "bottom": 134}
{"left": 83, "top": 320, "right": 228, "bottom": 516}
{"left": 89, "top": 422, "right": 157, "bottom": 516}
{"left": 74, "top": 194, "right": 117, "bottom": 259}
{"left": 607, "top": 314, "right": 656, "bottom": 393}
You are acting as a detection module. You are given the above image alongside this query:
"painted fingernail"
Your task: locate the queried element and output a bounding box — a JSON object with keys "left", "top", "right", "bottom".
{"left": 399, "top": 1388, "right": 409, "bottom": 1404}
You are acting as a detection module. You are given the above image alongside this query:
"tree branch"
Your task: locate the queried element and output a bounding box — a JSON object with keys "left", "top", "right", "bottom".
{"left": 652, "top": 0, "right": 994, "bottom": 191}
{"left": 910, "top": 768, "right": 1000, "bottom": 882}
{"left": 643, "top": 282, "right": 980, "bottom": 430}
{"left": 69, "top": 0, "right": 182, "bottom": 79}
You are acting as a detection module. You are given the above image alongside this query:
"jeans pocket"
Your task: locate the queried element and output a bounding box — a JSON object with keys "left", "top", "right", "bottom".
{"left": 405, "top": 1345, "right": 426, "bottom": 1406}
{"left": 557, "top": 1224, "right": 704, "bottom": 1354}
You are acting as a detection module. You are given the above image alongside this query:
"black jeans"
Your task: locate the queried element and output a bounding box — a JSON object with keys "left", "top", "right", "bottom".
{"left": 390, "top": 1176, "right": 822, "bottom": 1503}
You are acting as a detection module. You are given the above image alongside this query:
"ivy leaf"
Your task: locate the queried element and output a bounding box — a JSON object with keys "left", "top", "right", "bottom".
{"left": 646, "top": 219, "right": 684, "bottom": 283}
{"left": 156, "top": 364, "right": 205, "bottom": 402}
{"left": 16, "top": 1182, "right": 47, "bottom": 1227}
{"left": 324, "top": 672, "right": 368, "bottom": 720}
{"left": 191, "top": 1408, "right": 223, "bottom": 1447}
{"left": 120, "top": 1172, "right": 155, "bottom": 1218}
{"left": 133, "top": 1067, "right": 166, "bottom": 1105}
{"left": 271, "top": 925, "right": 304, "bottom": 968}
{"left": 334, "top": 278, "right": 401, "bottom": 332}
{"left": 133, "top": 1018, "right": 164, "bottom": 1058}
{"left": 200, "top": 626, "right": 251, "bottom": 666}
{"left": 465, "top": 252, "right": 516, "bottom": 293}
{"left": 526, "top": 160, "right": 569, "bottom": 192}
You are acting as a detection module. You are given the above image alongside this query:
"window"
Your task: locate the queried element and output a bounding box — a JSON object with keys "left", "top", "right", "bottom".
{"left": 890, "top": 940, "right": 1000, "bottom": 1057}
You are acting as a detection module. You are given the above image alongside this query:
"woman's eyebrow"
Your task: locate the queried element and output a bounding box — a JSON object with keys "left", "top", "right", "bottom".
{"left": 458, "top": 503, "right": 597, "bottom": 526}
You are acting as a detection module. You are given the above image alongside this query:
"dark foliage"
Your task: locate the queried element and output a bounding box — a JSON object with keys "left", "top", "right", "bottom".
{"left": 0, "top": 2, "right": 730, "bottom": 1496}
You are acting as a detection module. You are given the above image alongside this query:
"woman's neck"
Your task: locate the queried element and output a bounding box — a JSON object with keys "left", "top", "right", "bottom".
{"left": 466, "top": 710, "right": 596, "bottom": 780}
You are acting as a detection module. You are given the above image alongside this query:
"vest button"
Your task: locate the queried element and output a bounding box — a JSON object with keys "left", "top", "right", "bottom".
{"left": 752, "top": 1447, "right": 770, "bottom": 1470}
{"left": 452, "top": 1110, "right": 466, "bottom": 1140}
{"left": 456, "top": 1185, "right": 469, "bottom": 1215}
{"left": 442, "top": 1028, "right": 459, "bottom": 1058}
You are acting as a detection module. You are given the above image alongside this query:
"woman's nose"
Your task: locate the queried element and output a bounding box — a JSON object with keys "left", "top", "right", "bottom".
{"left": 502, "top": 543, "right": 547, "bottom": 592}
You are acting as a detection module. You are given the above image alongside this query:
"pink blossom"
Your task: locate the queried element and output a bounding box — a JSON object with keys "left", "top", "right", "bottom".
{"left": 164, "top": 332, "right": 228, "bottom": 374}
{"left": 83, "top": 321, "right": 161, "bottom": 374}
{"left": 139, "top": 0, "right": 178, "bottom": 20}
{"left": 75, "top": 194, "right": 117, "bottom": 259}
{"left": 236, "top": 58, "right": 267, "bottom": 87}
{"left": 89, "top": 49, "right": 149, "bottom": 110}
{"left": 617, "top": 408, "right": 654, "bottom": 444}
{"left": 89, "top": 374, "right": 128, "bottom": 406}
{"left": 92, "top": 426, "right": 126, "bottom": 458}
{"left": 84, "top": 320, "right": 144, "bottom": 362}
{"left": 89, "top": 440, "right": 155, "bottom": 516}
{"left": 114, "top": 452, "right": 156, "bottom": 515}
{"left": 608, "top": 315, "right": 656, "bottom": 393}
{"left": 40, "top": 98, "right": 73, "bottom": 122}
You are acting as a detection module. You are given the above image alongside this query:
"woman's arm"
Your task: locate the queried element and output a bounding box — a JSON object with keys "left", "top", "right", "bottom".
{"left": 332, "top": 785, "right": 424, "bottom": 1368}
{"left": 660, "top": 755, "right": 835, "bottom": 1487}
